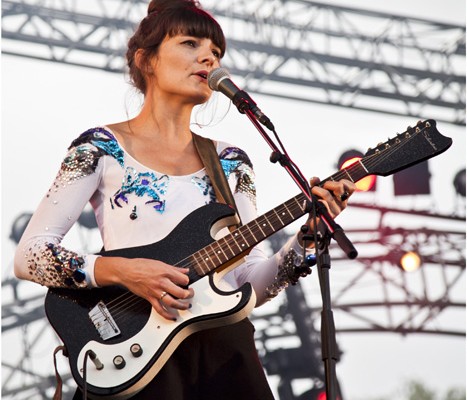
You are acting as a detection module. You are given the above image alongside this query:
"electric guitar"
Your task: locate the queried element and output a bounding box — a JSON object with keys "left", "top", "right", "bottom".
{"left": 45, "top": 120, "right": 452, "bottom": 399}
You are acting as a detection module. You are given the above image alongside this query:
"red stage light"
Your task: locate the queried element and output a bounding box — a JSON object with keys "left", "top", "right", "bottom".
{"left": 316, "top": 392, "right": 327, "bottom": 400}
{"left": 339, "top": 154, "right": 376, "bottom": 192}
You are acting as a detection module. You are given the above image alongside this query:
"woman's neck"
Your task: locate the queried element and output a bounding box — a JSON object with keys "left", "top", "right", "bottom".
{"left": 106, "top": 95, "right": 204, "bottom": 176}
{"left": 131, "top": 97, "right": 194, "bottom": 141}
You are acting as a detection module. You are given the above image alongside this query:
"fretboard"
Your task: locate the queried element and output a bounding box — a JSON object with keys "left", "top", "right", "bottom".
{"left": 183, "top": 158, "right": 371, "bottom": 278}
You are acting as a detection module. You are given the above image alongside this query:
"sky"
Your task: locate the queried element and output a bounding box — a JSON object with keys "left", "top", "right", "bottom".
{"left": 2, "top": 1, "right": 466, "bottom": 399}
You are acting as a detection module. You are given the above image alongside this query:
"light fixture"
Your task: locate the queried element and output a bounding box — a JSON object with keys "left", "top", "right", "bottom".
{"left": 453, "top": 168, "right": 466, "bottom": 197}
{"left": 338, "top": 149, "right": 376, "bottom": 192}
{"left": 393, "top": 161, "right": 431, "bottom": 196}
{"left": 398, "top": 251, "right": 422, "bottom": 272}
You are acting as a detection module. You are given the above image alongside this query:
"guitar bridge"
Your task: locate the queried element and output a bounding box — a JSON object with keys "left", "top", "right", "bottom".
{"left": 89, "top": 301, "right": 121, "bottom": 340}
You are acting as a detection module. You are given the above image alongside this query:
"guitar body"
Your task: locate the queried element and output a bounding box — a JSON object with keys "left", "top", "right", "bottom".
{"left": 45, "top": 203, "right": 255, "bottom": 399}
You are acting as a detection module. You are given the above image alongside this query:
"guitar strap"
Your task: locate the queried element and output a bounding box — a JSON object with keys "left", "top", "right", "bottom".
{"left": 192, "top": 132, "right": 242, "bottom": 229}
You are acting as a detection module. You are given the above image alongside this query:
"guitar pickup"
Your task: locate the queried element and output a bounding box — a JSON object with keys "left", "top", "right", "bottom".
{"left": 89, "top": 301, "right": 121, "bottom": 340}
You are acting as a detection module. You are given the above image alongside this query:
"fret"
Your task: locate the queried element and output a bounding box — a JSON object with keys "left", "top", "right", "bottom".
{"left": 272, "top": 208, "right": 285, "bottom": 226}
{"left": 254, "top": 219, "right": 266, "bottom": 236}
{"left": 342, "top": 168, "right": 355, "bottom": 182}
{"left": 231, "top": 231, "right": 244, "bottom": 252}
{"left": 264, "top": 209, "right": 280, "bottom": 231}
{"left": 283, "top": 203, "right": 295, "bottom": 219}
{"left": 208, "top": 243, "right": 223, "bottom": 265}
{"left": 347, "top": 163, "right": 367, "bottom": 182}
{"left": 219, "top": 236, "right": 236, "bottom": 258}
{"left": 236, "top": 227, "right": 251, "bottom": 249}
{"left": 292, "top": 196, "right": 308, "bottom": 214}
{"left": 257, "top": 214, "right": 275, "bottom": 233}
{"left": 199, "top": 247, "right": 216, "bottom": 272}
{"left": 212, "top": 243, "right": 228, "bottom": 264}
{"left": 245, "top": 224, "right": 259, "bottom": 242}
{"left": 192, "top": 251, "right": 209, "bottom": 275}
{"left": 359, "top": 159, "right": 369, "bottom": 173}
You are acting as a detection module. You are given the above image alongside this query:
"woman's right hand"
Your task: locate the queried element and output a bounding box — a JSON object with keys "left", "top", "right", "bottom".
{"left": 94, "top": 257, "right": 194, "bottom": 321}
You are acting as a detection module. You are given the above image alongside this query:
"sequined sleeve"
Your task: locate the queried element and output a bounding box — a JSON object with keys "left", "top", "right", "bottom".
{"left": 13, "top": 129, "right": 115, "bottom": 289}
{"left": 219, "top": 146, "right": 256, "bottom": 210}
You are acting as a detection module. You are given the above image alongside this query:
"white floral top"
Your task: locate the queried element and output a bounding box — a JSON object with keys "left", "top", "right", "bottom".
{"left": 14, "top": 127, "right": 303, "bottom": 305}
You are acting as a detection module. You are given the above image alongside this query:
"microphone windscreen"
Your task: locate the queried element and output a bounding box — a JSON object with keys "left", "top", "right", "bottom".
{"left": 208, "top": 68, "right": 230, "bottom": 91}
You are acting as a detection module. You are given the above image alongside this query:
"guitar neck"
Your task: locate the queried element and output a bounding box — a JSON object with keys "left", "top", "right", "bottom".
{"left": 186, "top": 162, "right": 369, "bottom": 278}
{"left": 184, "top": 119, "right": 452, "bottom": 279}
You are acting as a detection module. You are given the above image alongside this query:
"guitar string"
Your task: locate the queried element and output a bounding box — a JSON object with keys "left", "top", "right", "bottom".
{"left": 98, "top": 198, "right": 305, "bottom": 319}
{"left": 92, "top": 292, "right": 143, "bottom": 325}
{"left": 111, "top": 299, "right": 151, "bottom": 322}
{"left": 189, "top": 126, "right": 421, "bottom": 274}
{"left": 93, "top": 127, "right": 422, "bottom": 319}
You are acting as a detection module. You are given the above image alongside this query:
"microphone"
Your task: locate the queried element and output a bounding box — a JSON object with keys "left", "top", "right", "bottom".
{"left": 208, "top": 68, "right": 275, "bottom": 131}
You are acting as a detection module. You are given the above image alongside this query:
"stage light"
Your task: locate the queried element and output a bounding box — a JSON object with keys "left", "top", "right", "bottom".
{"left": 297, "top": 388, "right": 327, "bottom": 400}
{"left": 398, "top": 251, "right": 422, "bottom": 272}
{"left": 298, "top": 388, "right": 341, "bottom": 400}
{"left": 316, "top": 392, "right": 327, "bottom": 400}
{"left": 453, "top": 168, "right": 466, "bottom": 197}
{"left": 338, "top": 150, "right": 376, "bottom": 192}
{"left": 393, "top": 161, "right": 431, "bottom": 195}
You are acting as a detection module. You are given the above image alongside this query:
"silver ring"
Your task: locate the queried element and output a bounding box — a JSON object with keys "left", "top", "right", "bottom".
{"left": 340, "top": 191, "right": 350, "bottom": 202}
{"left": 160, "top": 291, "right": 168, "bottom": 300}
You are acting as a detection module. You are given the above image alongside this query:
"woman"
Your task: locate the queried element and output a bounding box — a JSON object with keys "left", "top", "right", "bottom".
{"left": 14, "top": 0, "right": 355, "bottom": 398}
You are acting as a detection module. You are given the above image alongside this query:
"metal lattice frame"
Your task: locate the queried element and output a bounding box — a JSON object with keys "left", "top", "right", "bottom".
{"left": 2, "top": 206, "right": 465, "bottom": 399}
{"left": 1, "top": 0, "right": 465, "bottom": 125}
{"left": 1, "top": 1, "right": 465, "bottom": 398}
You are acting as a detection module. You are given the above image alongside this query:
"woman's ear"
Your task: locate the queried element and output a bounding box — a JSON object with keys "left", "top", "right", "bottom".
{"left": 137, "top": 49, "right": 156, "bottom": 73}
{"left": 134, "top": 49, "right": 146, "bottom": 72}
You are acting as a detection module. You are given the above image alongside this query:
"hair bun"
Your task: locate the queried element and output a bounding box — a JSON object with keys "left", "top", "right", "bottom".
{"left": 147, "top": 0, "right": 200, "bottom": 15}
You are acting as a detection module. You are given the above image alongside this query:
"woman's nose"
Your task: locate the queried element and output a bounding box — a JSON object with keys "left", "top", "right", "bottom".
{"left": 198, "top": 48, "right": 216, "bottom": 65}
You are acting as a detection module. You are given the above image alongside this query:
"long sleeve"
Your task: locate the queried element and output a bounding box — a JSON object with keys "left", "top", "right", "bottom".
{"left": 13, "top": 129, "right": 117, "bottom": 288}
{"left": 14, "top": 132, "right": 311, "bottom": 301}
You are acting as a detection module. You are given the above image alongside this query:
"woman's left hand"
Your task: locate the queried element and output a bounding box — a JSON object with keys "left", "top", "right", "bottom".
{"left": 310, "top": 176, "right": 356, "bottom": 218}
{"left": 301, "top": 177, "right": 356, "bottom": 244}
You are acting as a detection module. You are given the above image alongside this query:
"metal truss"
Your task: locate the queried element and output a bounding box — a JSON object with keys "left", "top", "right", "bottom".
{"left": 2, "top": 204, "right": 464, "bottom": 399}
{"left": 1, "top": 1, "right": 465, "bottom": 398}
{"left": 2, "top": 0, "right": 465, "bottom": 125}
{"left": 250, "top": 205, "right": 465, "bottom": 399}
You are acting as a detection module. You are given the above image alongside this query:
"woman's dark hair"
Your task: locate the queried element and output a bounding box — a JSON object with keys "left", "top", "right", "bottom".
{"left": 127, "top": 0, "right": 226, "bottom": 94}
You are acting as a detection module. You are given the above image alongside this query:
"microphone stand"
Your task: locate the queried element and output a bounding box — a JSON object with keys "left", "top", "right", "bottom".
{"left": 239, "top": 104, "right": 356, "bottom": 400}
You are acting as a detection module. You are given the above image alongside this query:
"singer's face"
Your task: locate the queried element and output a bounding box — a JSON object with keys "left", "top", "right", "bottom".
{"left": 147, "top": 34, "right": 221, "bottom": 105}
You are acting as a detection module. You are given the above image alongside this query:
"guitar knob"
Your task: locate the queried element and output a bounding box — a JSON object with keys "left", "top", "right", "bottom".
{"left": 113, "top": 355, "right": 126, "bottom": 369}
{"left": 130, "top": 343, "right": 143, "bottom": 357}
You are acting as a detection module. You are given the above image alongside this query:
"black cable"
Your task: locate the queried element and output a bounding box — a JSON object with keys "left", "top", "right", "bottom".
{"left": 82, "top": 350, "right": 94, "bottom": 400}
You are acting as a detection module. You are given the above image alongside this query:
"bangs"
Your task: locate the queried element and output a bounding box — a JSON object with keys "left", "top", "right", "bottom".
{"left": 165, "top": 8, "right": 226, "bottom": 57}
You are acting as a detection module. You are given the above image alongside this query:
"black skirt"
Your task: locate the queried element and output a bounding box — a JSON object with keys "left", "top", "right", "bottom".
{"left": 73, "top": 318, "right": 275, "bottom": 400}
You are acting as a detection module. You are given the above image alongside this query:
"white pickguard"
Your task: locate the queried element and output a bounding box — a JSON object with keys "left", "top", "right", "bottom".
{"left": 76, "top": 272, "right": 256, "bottom": 399}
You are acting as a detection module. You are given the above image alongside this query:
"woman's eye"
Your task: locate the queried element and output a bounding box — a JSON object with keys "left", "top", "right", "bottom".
{"left": 183, "top": 40, "right": 196, "bottom": 47}
{"left": 212, "top": 50, "right": 221, "bottom": 59}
